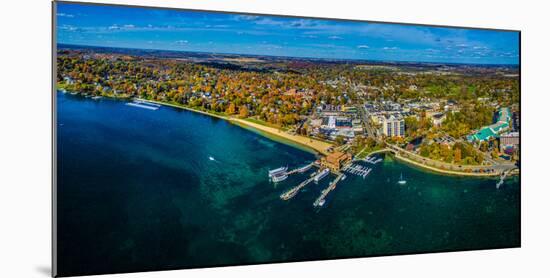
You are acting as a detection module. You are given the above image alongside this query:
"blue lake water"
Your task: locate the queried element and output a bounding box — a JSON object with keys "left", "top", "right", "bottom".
{"left": 56, "top": 92, "right": 520, "bottom": 276}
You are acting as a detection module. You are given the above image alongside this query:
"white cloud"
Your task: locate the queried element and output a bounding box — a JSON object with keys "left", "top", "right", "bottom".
{"left": 58, "top": 25, "right": 78, "bottom": 31}
{"left": 235, "top": 15, "right": 260, "bottom": 21}
{"left": 473, "top": 46, "right": 489, "bottom": 50}
{"left": 106, "top": 24, "right": 138, "bottom": 31}
{"left": 57, "top": 13, "right": 74, "bottom": 18}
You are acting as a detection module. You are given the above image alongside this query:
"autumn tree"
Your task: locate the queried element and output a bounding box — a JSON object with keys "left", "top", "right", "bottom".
{"left": 226, "top": 103, "right": 236, "bottom": 115}
{"left": 454, "top": 148, "right": 462, "bottom": 163}
{"left": 239, "top": 105, "right": 249, "bottom": 118}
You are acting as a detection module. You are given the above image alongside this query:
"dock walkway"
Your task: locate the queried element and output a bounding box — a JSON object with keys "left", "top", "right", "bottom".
{"left": 313, "top": 173, "right": 345, "bottom": 207}
{"left": 286, "top": 163, "right": 314, "bottom": 175}
{"left": 280, "top": 175, "right": 316, "bottom": 200}
{"left": 343, "top": 163, "right": 372, "bottom": 179}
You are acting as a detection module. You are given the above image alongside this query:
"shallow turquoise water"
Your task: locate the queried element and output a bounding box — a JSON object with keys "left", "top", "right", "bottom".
{"left": 56, "top": 92, "right": 520, "bottom": 276}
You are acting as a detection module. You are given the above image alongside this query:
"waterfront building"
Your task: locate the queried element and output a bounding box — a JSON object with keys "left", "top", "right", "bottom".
{"left": 500, "top": 132, "right": 519, "bottom": 154}
{"left": 375, "top": 114, "right": 405, "bottom": 137}
{"left": 467, "top": 107, "right": 511, "bottom": 142}
{"left": 320, "top": 151, "right": 352, "bottom": 172}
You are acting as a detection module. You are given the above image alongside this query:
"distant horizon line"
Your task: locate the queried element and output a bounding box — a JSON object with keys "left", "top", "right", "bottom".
{"left": 56, "top": 43, "right": 520, "bottom": 67}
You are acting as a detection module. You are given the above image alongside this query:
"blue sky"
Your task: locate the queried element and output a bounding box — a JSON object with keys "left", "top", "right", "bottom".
{"left": 56, "top": 3, "right": 519, "bottom": 65}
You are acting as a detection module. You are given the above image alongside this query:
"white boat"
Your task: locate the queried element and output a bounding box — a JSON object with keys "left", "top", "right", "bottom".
{"left": 398, "top": 173, "right": 407, "bottom": 185}
{"left": 297, "top": 164, "right": 312, "bottom": 173}
{"left": 134, "top": 99, "right": 162, "bottom": 107}
{"left": 314, "top": 168, "right": 330, "bottom": 183}
{"left": 126, "top": 102, "right": 159, "bottom": 110}
{"left": 271, "top": 173, "right": 288, "bottom": 183}
{"left": 208, "top": 156, "right": 215, "bottom": 161}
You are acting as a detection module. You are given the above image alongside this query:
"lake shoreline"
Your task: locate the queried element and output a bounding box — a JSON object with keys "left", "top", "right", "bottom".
{"left": 135, "top": 98, "right": 333, "bottom": 156}
{"left": 59, "top": 91, "right": 516, "bottom": 178}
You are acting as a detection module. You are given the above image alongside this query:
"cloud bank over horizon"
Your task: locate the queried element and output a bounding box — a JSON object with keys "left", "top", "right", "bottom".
{"left": 56, "top": 3, "right": 519, "bottom": 65}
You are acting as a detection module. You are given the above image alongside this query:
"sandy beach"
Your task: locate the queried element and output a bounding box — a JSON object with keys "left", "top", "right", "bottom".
{"left": 230, "top": 118, "right": 333, "bottom": 155}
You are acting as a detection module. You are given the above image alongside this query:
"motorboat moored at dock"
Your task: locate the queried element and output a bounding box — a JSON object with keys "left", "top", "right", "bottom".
{"left": 126, "top": 100, "right": 160, "bottom": 110}
{"left": 313, "top": 168, "right": 330, "bottom": 183}
{"left": 268, "top": 166, "right": 288, "bottom": 178}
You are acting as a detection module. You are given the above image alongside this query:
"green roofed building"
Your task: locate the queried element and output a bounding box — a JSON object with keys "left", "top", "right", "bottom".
{"left": 467, "top": 107, "right": 511, "bottom": 142}
{"left": 468, "top": 127, "right": 497, "bottom": 141}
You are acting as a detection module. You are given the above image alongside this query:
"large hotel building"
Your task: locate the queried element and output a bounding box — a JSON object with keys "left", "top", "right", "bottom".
{"left": 374, "top": 114, "right": 405, "bottom": 137}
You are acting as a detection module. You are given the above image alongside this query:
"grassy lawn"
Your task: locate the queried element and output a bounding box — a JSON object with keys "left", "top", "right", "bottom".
{"left": 355, "top": 145, "right": 383, "bottom": 159}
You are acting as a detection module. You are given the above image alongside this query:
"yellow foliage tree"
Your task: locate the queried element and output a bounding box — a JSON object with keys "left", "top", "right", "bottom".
{"left": 226, "top": 103, "right": 236, "bottom": 114}
{"left": 239, "top": 105, "right": 249, "bottom": 118}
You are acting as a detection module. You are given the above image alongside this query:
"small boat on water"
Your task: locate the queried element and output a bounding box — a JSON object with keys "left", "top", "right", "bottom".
{"left": 208, "top": 156, "right": 215, "bottom": 161}
{"left": 271, "top": 173, "right": 288, "bottom": 183}
{"left": 314, "top": 168, "right": 330, "bottom": 183}
{"left": 134, "top": 99, "right": 162, "bottom": 107}
{"left": 398, "top": 173, "right": 407, "bottom": 185}
{"left": 126, "top": 100, "right": 159, "bottom": 110}
{"left": 268, "top": 166, "right": 288, "bottom": 178}
{"left": 297, "top": 164, "right": 312, "bottom": 173}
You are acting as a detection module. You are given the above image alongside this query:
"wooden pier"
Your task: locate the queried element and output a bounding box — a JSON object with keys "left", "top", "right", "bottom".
{"left": 280, "top": 175, "right": 316, "bottom": 200}
{"left": 286, "top": 163, "right": 314, "bottom": 175}
{"left": 313, "top": 173, "right": 345, "bottom": 207}
{"left": 343, "top": 163, "right": 372, "bottom": 179}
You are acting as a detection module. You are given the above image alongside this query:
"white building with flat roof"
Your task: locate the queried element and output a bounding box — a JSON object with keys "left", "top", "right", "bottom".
{"left": 375, "top": 114, "right": 405, "bottom": 137}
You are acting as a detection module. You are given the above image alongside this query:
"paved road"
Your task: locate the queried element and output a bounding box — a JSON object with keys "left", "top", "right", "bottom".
{"left": 358, "top": 103, "right": 377, "bottom": 138}
{"left": 386, "top": 143, "right": 517, "bottom": 174}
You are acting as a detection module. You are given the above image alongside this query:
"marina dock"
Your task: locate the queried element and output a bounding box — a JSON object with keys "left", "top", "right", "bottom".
{"left": 268, "top": 163, "right": 315, "bottom": 183}
{"left": 363, "top": 156, "right": 383, "bottom": 164}
{"left": 313, "top": 173, "right": 345, "bottom": 207}
{"left": 280, "top": 174, "right": 317, "bottom": 200}
{"left": 276, "top": 153, "right": 376, "bottom": 207}
{"left": 496, "top": 169, "right": 511, "bottom": 189}
{"left": 286, "top": 163, "right": 313, "bottom": 175}
{"left": 343, "top": 163, "right": 372, "bottom": 179}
